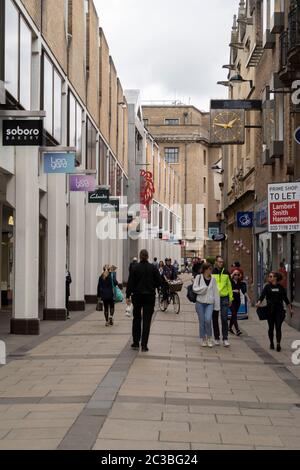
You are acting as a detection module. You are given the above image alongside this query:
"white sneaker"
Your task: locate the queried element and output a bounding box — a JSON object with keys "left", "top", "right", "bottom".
{"left": 214, "top": 340, "right": 220, "bottom": 346}
{"left": 207, "top": 338, "right": 214, "bottom": 348}
{"left": 200, "top": 339, "right": 208, "bottom": 347}
{"left": 223, "top": 340, "right": 230, "bottom": 347}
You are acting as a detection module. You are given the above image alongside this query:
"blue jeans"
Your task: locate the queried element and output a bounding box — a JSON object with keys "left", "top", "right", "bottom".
{"left": 196, "top": 303, "right": 214, "bottom": 339}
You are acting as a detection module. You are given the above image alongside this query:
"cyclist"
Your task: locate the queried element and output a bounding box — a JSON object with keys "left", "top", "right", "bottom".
{"left": 162, "top": 258, "right": 177, "bottom": 304}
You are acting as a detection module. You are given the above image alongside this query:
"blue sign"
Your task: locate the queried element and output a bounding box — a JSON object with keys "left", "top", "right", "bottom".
{"left": 44, "top": 152, "right": 75, "bottom": 174}
{"left": 237, "top": 212, "right": 253, "bottom": 228}
{"left": 294, "top": 127, "right": 300, "bottom": 145}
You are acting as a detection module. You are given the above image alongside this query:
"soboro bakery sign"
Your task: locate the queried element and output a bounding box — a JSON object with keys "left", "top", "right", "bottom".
{"left": 2, "top": 120, "right": 43, "bottom": 146}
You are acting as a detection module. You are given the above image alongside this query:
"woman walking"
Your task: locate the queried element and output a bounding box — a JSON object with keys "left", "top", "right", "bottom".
{"left": 193, "top": 263, "right": 220, "bottom": 348}
{"left": 97, "top": 265, "right": 118, "bottom": 326}
{"left": 256, "top": 272, "right": 293, "bottom": 352}
{"left": 229, "top": 270, "right": 246, "bottom": 336}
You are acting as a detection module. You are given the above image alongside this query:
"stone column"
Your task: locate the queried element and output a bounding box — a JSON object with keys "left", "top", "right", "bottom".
{"left": 85, "top": 203, "right": 98, "bottom": 304}
{"left": 43, "top": 174, "right": 67, "bottom": 320}
{"left": 11, "top": 147, "right": 40, "bottom": 335}
{"left": 69, "top": 192, "right": 85, "bottom": 311}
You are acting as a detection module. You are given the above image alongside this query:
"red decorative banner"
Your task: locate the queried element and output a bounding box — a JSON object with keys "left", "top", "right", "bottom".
{"left": 140, "top": 170, "right": 155, "bottom": 208}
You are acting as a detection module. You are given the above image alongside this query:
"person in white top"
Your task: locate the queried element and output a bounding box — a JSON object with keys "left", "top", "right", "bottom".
{"left": 193, "top": 263, "right": 220, "bottom": 348}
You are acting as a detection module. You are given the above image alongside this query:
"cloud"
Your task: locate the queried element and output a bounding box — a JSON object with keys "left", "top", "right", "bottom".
{"left": 94, "top": 0, "right": 238, "bottom": 110}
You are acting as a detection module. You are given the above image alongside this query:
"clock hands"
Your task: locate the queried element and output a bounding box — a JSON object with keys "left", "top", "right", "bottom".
{"left": 214, "top": 117, "right": 238, "bottom": 130}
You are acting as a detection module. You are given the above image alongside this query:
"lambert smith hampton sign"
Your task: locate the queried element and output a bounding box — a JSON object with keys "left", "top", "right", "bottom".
{"left": 268, "top": 182, "right": 300, "bottom": 232}
{"left": 2, "top": 120, "right": 43, "bottom": 146}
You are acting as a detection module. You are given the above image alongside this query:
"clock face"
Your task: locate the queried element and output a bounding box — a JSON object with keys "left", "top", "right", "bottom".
{"left": 210, "top": 109, "right": 245, "bottom": 144}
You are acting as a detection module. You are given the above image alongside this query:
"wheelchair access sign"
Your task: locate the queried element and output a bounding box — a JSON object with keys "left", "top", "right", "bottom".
{"left": 237, "top": 212, "right": 253, "bottom": 228}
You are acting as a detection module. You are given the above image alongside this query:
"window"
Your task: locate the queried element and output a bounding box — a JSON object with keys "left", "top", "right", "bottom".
{"left": 99, "top": 138, "right": 108, "bottom": 185}
{"left": 109, "top": 155, "right": 116, "bottom": 195}
{"left": 165, "top": 119, "right": 179, "bottom": 125}
{"left": 5, "top": 0, "right": 32, "bottom": 109}
{"left": 116, "top": 165, "right": 122, "bottom": 196}
{"left": 86, "top": 118, "right": 97, "bottom": 170}
{"left": 203, "top": 150, "right": 207, "bottom": 166}
{"left": 43, "top": 55, "right": 62, "bottom": 142}
{"left": 68, "top": 91, "right": 83, "bottom": 164}
{"left": 165, "top": 148, "right": 179, "bottom": 164}
{"left": 203, "top": 177, "right": 207, "bottom": 194}
{"left": 143, "top": 119, "right": 149, "bottom": 127}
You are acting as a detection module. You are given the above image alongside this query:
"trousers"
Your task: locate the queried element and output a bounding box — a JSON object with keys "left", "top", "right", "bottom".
{"left": 132, "top": 294, "right": 155, "bottom": 347}
{"left": 213, "top": 296, "right": 229, "bottom": 341}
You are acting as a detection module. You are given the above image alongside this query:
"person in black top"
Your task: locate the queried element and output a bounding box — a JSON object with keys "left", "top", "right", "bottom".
{"left": 97, "top": 265, "right": 119, "bottom": 326}
{"left": 66, "top": 268, "right": 72, "bottom": 319}
{"left": 126, "top": 250, "right": 162, "bottom": 352}
{"left": 256, "top": 271, "right": 293, "bottom": 352}
{"left": 229, "top": 270, "right": 246, "bottom": 336}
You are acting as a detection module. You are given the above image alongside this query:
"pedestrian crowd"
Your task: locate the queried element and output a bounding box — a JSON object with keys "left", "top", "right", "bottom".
{"left": 75, "top": 251, "right": 294, "bottom": 355}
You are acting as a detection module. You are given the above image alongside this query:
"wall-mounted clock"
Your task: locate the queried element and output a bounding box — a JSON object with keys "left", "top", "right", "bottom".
{"left": 210, "top": 109, "right": 245, "bottom": 145}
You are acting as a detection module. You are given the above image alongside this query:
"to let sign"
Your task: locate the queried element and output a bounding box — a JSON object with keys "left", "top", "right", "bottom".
{"left": 268, "top": 182, "right": 300, "bottom": 232}
{"left": 3, "top": 120, "right": 43, "bottom": 146}
{"left": 69, "top": 175, "right": 96, "bottom": 192}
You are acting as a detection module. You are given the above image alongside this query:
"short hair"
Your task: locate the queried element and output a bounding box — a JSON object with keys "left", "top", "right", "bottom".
{"left": 215, "top": 256, "right": 223, "bottom": 262}
{"left": 154, "top": 257, "right": 157, "bottom": 262}
{"left": 140, "top": 250, "right": 149, "bottom": 262}
{"left": 201, "top": 263, "right": 212, "bottom": 274}
{"left": 234, "top": 261, "right": 241, "bottom": 268}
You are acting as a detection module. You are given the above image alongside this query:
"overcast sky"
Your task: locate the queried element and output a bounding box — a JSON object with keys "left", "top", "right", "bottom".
{"left": 94, "top": 0, "right": 238, "bottom": 111}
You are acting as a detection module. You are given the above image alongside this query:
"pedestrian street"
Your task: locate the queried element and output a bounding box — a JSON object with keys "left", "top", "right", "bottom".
{"left": 0, "top": 276, "right": 300, "bottom": 450}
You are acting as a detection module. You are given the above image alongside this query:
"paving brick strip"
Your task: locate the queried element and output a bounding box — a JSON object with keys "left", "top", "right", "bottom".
{"left": 1, "top": 285, "right": 300, "bottom": 450}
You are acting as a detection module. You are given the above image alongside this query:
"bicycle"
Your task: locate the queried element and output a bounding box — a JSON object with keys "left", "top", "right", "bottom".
{"left": 158, "top": 280, "right": 183, "bottom": 315}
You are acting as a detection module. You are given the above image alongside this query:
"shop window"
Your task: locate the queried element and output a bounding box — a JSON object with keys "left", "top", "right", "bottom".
{"left": 5, "top": 0, "right": 32, "bottom": 109}
{"left": 43, "top": 55, "right": 62, "bottom": 143}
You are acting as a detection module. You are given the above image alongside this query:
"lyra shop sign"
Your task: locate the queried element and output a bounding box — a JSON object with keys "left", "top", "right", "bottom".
{"left": 69, "top": 175, "right": 96, "bottom": 192}
{"left": 268, "top": 182, "right": 300, "bottom": 232}
{"left": 237, "top": 212, "right": 253, "bottom": 228}
{"left": 88, "top": 189, "right": 109, "bottom": 204}
{"left": 102, "top": 198, "right": 120, "bottom": 213}
{"left": 3, "top": 120, "right": 43, "bottom": 146}
{"left": 44, "top": 152, "right": 75, "bottom": 174}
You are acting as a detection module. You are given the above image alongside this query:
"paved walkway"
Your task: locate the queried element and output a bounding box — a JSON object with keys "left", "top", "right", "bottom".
{"left": 0, "top": 278, "right": 300, "bottom": 450}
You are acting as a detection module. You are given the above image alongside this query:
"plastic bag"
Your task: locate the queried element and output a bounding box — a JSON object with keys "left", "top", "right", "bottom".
{"left": 125, "top": 304, "right": 133, "bottom": 317}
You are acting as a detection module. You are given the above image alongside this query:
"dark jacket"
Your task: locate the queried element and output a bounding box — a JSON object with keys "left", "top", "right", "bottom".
{"left": 163, "top": 264, "right": 177, "bottom": 281}
{"left": 230, "top": 279, "right": 246, "bottom": 304}
{"left": 66, "top": 271, "right": 72, "bottom": 298}
{"left": 126, "top": 261, "right": 162, "bottom": 298}
{"left": 97, "top": 273, "right": 118, "bottom": 301}
{"left": 259, "top": 283, "right": 290, "bottom": 313}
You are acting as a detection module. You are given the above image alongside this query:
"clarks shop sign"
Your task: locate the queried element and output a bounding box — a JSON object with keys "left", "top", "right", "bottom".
{"left": 2, "top": 120, "right": 43, "bottom": 146}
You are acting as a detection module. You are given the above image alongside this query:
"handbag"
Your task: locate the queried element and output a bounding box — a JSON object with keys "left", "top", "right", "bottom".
{"left": 256, "top": 305, "right": 269, "bottom": 321}
{"left": 187, "top": 283, "right": 197, "bottom": 303}
{"left": 96, "top": 299, "right": 103, "bottom": 311}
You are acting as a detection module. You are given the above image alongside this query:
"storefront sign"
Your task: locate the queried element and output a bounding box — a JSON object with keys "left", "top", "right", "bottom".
{"left": 44, "top": 152, "right": 75, "bottom": 174}
{"left": 268, "top": 182, "right": 300, "bottom": 232}
{"left": 294, "top": 127, "right": 300, "bottom": 145}
{"left": 69, "top": 175, "right": 96, "bottom": 192}
{"left": 237, "top": 212, "right": 254, "bottom": 228}
{"left": 208, "top": 222, "right": 220, "bottom": 240}
{"left": 212, "top": 233, "right": 227, "bottom": 242}
{"left": 102, "top": 198, "right": 120, "bottom": 213}
{"left": 3, "top": 120, "right": 43, "bottom": 146}
{"left": 140, "top": 170, "right": 155, "bottom": 208}
{"left": 255, "top": 202, "right": 268, "bottom": 229}
{"left": 88, "top": 188, "right": 109, "bottom": 204}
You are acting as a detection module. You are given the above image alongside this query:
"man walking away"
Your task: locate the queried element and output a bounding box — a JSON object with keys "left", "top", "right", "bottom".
{"left": 129, "top": 257, "right": 138, "bottom": 276}
{"left": 212, "top": 256, "right": 233, "bottom": 347}
{"left": 126, "top": 250, "right": 162, "bottom": 352}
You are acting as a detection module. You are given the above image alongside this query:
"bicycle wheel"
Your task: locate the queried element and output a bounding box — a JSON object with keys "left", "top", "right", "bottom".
{"left": 172, "top": 293, "right": 180, "bottom": 314}
{"left": 159, "top": 293, "right": 168, "bottom": 312}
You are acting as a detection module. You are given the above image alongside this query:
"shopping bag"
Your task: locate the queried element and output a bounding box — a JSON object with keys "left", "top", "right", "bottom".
{"left": 114, "top": 285, "right": 124, "bottom": 303}
{"left": 96, "top": 299, "right": 103, "bottom": 312}
{"left": 256, "top": 306, "right": 269, "bottom": 321}
{"left": 125, "top": 304, "right": 133, "bottom": 317}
